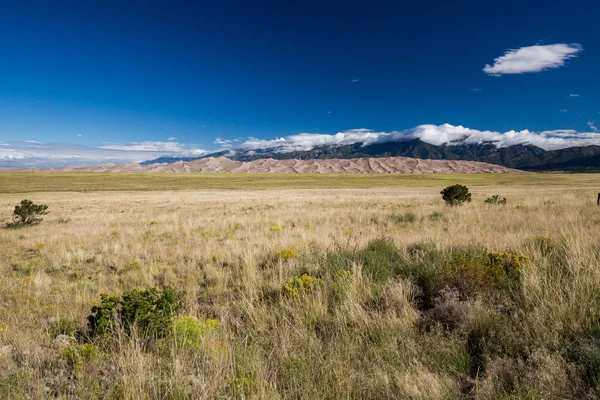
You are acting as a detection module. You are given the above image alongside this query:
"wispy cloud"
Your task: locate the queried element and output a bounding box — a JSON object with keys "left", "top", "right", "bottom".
{"left": 100, "top": 141, "right": 189, "bottom": 152}
{"left": 560, "top": 109, "right": 568, "bottom": 112}
{"left": 568, "top": 93, "right": 580, "bottom": 97}
{"left": 214, "top": 138, "right": 242, "bottom": 148}
{"left": 587, "top": 121, "right": 598, "bottom": 132}
{"left": 483, "top": 43, "right": 582, "bottom": 76}
{"left": 351, "top": 79, "right": 359, "bottom": 83}
{"left": 0, "top": 141, "right": 206, "bottom": 168}
{"left": 167, "top": 137, "right": 177, "bottom": 141}
{"left": 470, "top": 88, "right": 482, "bottom": 92}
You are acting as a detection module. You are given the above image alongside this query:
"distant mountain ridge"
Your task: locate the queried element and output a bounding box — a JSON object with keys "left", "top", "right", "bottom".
{"left": 142, "top": 140, "right": 600, "bottom": 172}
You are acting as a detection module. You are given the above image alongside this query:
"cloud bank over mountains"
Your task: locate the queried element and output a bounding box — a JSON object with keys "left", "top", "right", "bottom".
{"left": 233, "top": 124, "right": 600, "bottom": 154}
{"left": 3, "top": 124, "right": 600, "bottom": 168}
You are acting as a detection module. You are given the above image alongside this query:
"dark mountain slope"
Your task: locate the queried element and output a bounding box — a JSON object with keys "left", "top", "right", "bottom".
{"left": 141, "top": 140, "right": 600, "bottom": 171}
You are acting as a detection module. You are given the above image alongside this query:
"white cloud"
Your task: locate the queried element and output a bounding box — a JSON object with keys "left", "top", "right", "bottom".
{"left": 0, "top": 140, "right": 206, "bottom": 168}
{"left": 483, "top": 43, "right": 582, "bottom": 76}
{"left": 167, "top": 137, "right": 177, "bottom": 141}
{"left": 100, "top": 141, "right": 187, "bottom": 152}
{"left": 587, "top": 122, "right": 598, "bottom": 132}
{"left": 560, "top": 109, "right": 568, "bottom": 112}
{"left": 351, "top": 79, "right": 359, "bottom": 83}
{"left": 471, "top": 88, "right": 482, "bottom": 92}
{"left": 569, "top": 94, "right": 580, "bottom": 97}
{"left": 231, "top": 124, "right": 600, "bottom": 154}
{"left": 77, "top": 134, "right": 83, "bottom": 137}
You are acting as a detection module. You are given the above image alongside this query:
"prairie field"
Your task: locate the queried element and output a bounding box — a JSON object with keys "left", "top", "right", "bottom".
{"left": 1, "top": 173, "right": 600, "bottom": 399}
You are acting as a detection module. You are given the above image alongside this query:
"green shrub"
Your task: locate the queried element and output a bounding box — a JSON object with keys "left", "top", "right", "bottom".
{"left": 484, "top": 194, "right": 507, "bottom": 205}
{"left": 564, "top": 337, "right": 600, "bottom": 391}
{"left": 360, "top": 238, "right": 401, "bottom": 283}
{"left": 5, "top": 199, "right": 49, "bottom": 228}
{"left": 438, "top": 250, "right": 495, "bottom": 300}
{"left": 49, "top": 317, "right": 78, "bottom": 338}
{"left": 389, "top": 212, "right": 417, "bottom": 224}
{"left": 122, "top": 260, "right": 141, "bottom": 272}
{"left": 62, "top": 343, "right": 98, "bottom": 377}
{"left": 87, "top": 287, "right": 182, "bottom": 341}
{"left": 172, "top": 315, "right": 220, "bottom": 348}
{"left": 440, "top": 185, "right": 472, "bottom": 206}
{"left": 428, "top": 211, "right": 444, "bottom": 221}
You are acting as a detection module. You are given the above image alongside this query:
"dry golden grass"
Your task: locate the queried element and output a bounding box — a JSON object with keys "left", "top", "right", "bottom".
{"left": 1, "top": 179, "right": 600, "bottom": 399}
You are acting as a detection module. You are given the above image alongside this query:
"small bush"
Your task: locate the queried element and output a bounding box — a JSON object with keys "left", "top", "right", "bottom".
{"left": 440, "top": 185, "right": 472, "bottom": 206}
{"left": 564, "top": 337, "right": 600, "bottom": 390}
{"left": 283, "top": 274, "right": 323, "bottom": 297}
{"left": 361, "top": 238, "right": 402, "bottom": 283}
{"left": 484, "top": 195, "right": 507, "bottom": 205}
{"left": 274, "top": 248, "right": 298, "bottom": 261}
{"left": 488, "top": 252, "right": 531, "bottom": 279}
{"left": 48, "top": 317, "right": 78, "bottom": 338}
{"left": 87, "top": 287, "right": 182, "bottom": 341}
{"left": 122, "top": 260, "right": 141, "bottom": 272}
{"left": 172, "top": 315, "right": 220, "bottom": 348}
{"left": 62, "top": 343, "right": 98, "bottom": 377}
{"left": 5, "top": 199, "right": 49, "bottom": 228}
{"left": 428, "top": 211, "right": 444, "bottom": 221}
{"left": 389, "top": 212, "right": 417, "bottom": 224}
{"left": 438, "top": 250, "right": 496, "bottom": 300}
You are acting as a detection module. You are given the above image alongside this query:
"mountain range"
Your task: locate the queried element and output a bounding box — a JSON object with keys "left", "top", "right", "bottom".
{"left": 142, "top": 140, "right": 600, "bottom": 172}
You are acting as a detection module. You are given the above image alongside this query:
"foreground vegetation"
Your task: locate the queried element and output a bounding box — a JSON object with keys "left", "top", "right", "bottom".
{"left": 1, "top": 180, "right": 600, "bottom": 398}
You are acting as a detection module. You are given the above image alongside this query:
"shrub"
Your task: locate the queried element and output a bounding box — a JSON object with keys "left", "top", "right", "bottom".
{"left": 438, "top": 250, "right": 496, "bottom": 300}
{"left": 87, "top": 287, "right": 182, "bottom": 341}
{"left": 484, "top": 195, "right": 507, "bottom": 205}
{"left": 5, "top": 199, "right": 49, "bottom": 228}
{"left": 428, "top": 211, "right": 444, "bottom": 221}
{"left": 283, "top": 274, "right": 323, "bottom": 297}
{"left": 361, "top": 238, "right": 401, "bottom": 283}
{"left": 172, "top": 315, "right": 220, "bottom": 348}
{"left": 48, "top": 317, "right": 78, "bottom": 338}
{"left": 440, "top": 185, "right": 472, "bottom": 206}
{"left": 488, "top": 252, "right": 531, "bottom": 279}
{"left": 62, "top": 343, "right": 98, "bottom": 377}
{"left": 389, "top": 212, "right": 417, "bottom": 224}
{"left": 564, "top": 337, "right": 600, "bottom": 390}
{"left": 270, "top": 225, "right": 282, "bottom": 232}
{"left": 274, "top": 248, "right": 298, "bottom": 261}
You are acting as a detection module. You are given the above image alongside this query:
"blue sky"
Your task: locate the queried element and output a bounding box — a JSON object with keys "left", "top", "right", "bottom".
{"left": 1, "top": 0, "right": 600, "bottom": 167}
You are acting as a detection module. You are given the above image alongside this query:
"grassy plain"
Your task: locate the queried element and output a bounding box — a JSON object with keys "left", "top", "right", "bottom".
{"left": 1, "top": 173, "right": 600, "bottom": 399}
{"left": 1, "top": 171, "right": 599, "bottom": 192}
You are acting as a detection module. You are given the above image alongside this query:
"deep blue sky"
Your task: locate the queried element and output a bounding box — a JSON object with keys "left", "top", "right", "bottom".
{"left": 1, "top": 0, "right": 599, "bottom": 155}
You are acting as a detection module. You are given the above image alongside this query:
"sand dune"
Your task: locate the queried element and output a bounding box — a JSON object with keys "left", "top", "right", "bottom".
{"left": 19, "top": 156, "right": 526, "bottom": 174}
